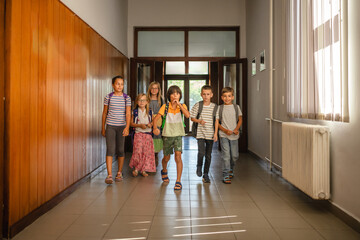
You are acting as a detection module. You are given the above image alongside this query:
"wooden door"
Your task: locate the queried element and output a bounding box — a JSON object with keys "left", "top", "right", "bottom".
{"left": 219, "top": 59, "right": 248, "bottom": 152}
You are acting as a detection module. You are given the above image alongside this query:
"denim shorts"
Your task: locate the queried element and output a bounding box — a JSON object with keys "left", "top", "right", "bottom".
{"left": 162, "top": 136, "right": 182, "bottom": 155}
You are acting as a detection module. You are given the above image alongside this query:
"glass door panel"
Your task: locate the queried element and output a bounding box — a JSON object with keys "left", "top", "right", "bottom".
{"left": 137, "top": 63, "right": 152, "bottom": 94}
{"left": 189, "top": 80, "right": 207, "bottom": 130}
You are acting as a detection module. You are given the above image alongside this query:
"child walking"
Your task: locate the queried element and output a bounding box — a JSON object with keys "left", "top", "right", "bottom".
{"left": 190, "top": 85, "right": 218, "bottom": 183}
{"left": 102, "top": 75, "right": 131, "bottom": 184}
{"left": 146, "top": 81, "right": 164, "bottom": 167}
{"left": 216, "top": 87, "right": 243, "bottom": 184}
{"left": 152, "top": 85, "right": 190, "bottom": 190}
{"left": 129, "top": 94, "right": 156, "bottom": 177}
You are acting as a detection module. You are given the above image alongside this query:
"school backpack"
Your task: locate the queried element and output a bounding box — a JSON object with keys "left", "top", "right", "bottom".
{"left": 191, "top": 101, "right": 218, "bottom": 138}
{"left": 161, "top": 103, "right": 186, "bottom": 130}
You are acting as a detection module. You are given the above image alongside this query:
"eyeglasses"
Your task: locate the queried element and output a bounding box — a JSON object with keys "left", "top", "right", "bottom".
{"left": 138, "top": 99, "right": 147, "bottom": 102}
{"left": 151, "top": 87, "right": 159, "bottom": 90}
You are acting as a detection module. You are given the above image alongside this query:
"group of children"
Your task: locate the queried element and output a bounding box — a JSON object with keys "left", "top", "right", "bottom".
{"left": 101, "top": 75, "right": 242, "bottom": 190}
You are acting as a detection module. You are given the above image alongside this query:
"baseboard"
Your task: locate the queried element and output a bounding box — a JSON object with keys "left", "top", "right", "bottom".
{"left": 5, "top": 162, "right": 107, "bottom": 239}
{"left": 247, "top": 149, "right": 360, "bottom": 233}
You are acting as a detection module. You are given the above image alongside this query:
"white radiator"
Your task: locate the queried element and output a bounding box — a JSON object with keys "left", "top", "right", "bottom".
{"left": 282, "top": 122, "right": 330, "bottom": 199}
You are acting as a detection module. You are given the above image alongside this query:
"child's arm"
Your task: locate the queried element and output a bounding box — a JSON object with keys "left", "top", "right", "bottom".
{"left": 218, "top": 122, "right": 233, "bottom": 136}
{"left": 101, "top": 105, "right": 108, "bottom": 137}
{"left": 152, "top": 114, "right": 162, "bottom": 135}
{"left": 123, "top": 106, "right": 131, "bottom": 136}
{"left": 178, "top": 103, "right": 190, "bottom": 118}
{"left": 233, "top": 116, "right": 243, "bottom": 135}
{"left": 191, "top": 117, "right": 206, "bottom": 125}
{"left": 130, "top": 114, "right": 147, "bottom": 129}
{"left": 214, "top": 119, "right": 219, "bottom": 142}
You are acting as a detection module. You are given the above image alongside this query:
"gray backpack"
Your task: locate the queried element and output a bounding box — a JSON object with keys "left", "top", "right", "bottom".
{"left": 191, "top": 101, "right": 218, "bottom": 138}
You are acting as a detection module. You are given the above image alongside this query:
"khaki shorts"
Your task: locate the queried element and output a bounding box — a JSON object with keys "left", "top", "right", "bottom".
{"left": 162, "top": 136, "right": 183, "bottom": 155}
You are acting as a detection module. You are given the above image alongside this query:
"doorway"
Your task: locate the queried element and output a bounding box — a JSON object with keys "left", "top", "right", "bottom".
{"left": 165, "top": 77, "right": 208, "bottom": 133}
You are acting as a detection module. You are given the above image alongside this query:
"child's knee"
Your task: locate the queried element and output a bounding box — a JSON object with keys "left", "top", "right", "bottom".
{"left": 174, "top": 152, "right": 182, "bottom": 162}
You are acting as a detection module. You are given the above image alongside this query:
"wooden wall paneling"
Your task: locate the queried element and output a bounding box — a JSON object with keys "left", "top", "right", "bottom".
{"left": 73, "top": 16, "right": 81, "bottom": 182}
{"left": 29, "top": 0, "right": 39, "bottom": 212}
{"left": 68, "top": 9, "right": 74, "bottom": 186}
{"left": 63, "top": 7, "right": 71, "bottom": 189}
{"left": 85, "top": 28, "right": 91, "bottom": 174}
{"left": 51, "top": 0, "right": 59, "bottom": 198}
{"left": 6, "top": 0, "right": 22, "bottom": 226}
{"left": 0, "top": 0, "right": 5, "bottom": 235}
{"left": 81, "top": 22, "right": 88, "bottom": 175}
{"left": 19, "top": 0, "right": 32, "bottom": 219}
{"left": 45, "top": 0, "right": 54, "bottom": 200}
{"left": 58, "top": 1, "right": 65, "bottom": 192}
{"left": 37, "top": 0, "right": 47, "bottom": 206}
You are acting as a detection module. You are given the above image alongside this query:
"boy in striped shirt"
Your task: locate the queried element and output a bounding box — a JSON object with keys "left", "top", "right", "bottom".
{"left": 190, "top": 85, "right": 218, "bottom": 183}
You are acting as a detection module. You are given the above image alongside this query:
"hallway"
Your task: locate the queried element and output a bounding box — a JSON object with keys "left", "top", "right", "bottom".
{"left": 12, "top": 137, "right": 360, "bottom": 240}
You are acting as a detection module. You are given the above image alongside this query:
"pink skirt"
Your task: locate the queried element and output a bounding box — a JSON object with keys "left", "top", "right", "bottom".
{"left": 129, "top": 132, "right": 156, "bottom": 172}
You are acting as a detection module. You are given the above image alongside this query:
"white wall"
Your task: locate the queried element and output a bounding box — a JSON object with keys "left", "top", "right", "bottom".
{"left": 246, "top": 0, "right": 360, "bottom": 222}
{"left": 60, "top": 0, "right": 128, "bottom": 56}
{"left": 128, "top": 0, "right": 246, "bottom": 58}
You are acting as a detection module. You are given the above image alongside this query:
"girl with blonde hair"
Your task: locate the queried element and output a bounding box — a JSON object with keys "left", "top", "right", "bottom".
{"left": 147, "top": 81, "right": 164, "bottom": 166}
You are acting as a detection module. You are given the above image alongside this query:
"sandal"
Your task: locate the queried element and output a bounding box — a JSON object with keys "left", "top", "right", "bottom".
{"left": 115, "top": 172, "right": 123, "bottom": 182}
{"left": 223, "top": 176, "right": 231, "bottom": 184}
{"left": 174, "top": 182, "right": 182, "bottom": 191}
{"left": 161, "top": 170, "right": 169, "bottom": 182}
{"left": 229, "top": 170, "right": 234, "bottom": 179}
{"left": 141, "top": 171, "right": 148, "bottom": 177}
{"left": 132, "top": 169, "right": 138, "bottom": 177}
{"left": 105, "top": 175, "right": 113, "bottom": 184}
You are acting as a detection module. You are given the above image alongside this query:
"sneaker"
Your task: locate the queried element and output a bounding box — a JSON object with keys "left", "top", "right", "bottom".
{"left": 202, "top": 174, "right": 210, "bottom": 183}
{"left": 196, "top": 167, "right": 202, "bottom": 177}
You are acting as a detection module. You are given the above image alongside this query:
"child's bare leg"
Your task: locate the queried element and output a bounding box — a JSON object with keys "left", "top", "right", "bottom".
{"left": 162, "top": 155, "right": 171, "bottom": 172}
{"left": 174, "top": 151, "right": 183, "bottom": 182}
{"left": 106, "top": 156, "right": 113, "bottom": 176}
{"left": 117, "top": 156, "right": 124, "bottom": 173}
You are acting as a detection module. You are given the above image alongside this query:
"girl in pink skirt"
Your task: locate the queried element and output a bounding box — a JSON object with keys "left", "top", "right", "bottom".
{"left": 129, "top": 94, "right": 156, "bottom": 177}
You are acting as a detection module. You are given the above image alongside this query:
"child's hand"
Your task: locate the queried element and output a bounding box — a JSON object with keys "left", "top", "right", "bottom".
{"left": 140, "top": 124, "right": 147, "bottom": 129}
{"left": 101, "top": 128, "right": 106, "bottom": 137}
{"left": 147, "top": 123, "right": 152, "bottom": 128}
{"left": 122, "top": 127, "right": 129, "bottom": 136}
{"left": 153, "top": 128, "right": 160, "bottom": 136}
{"left": 233, "top": 129, "right": 239, "bottom": 135}
{"left": 225, "top": 129, "right": 233, "bottom": 135}
{"left": 213, "top": 134, "right": 218, "bottom": 142}
{"left": 199, "top": 120, "right": 206, "bottom": 126}
{"left": 173, "top": 99, "right": 181, "bottom": 106}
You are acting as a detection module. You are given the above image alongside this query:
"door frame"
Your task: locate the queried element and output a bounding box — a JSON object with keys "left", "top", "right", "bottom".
{"left": 218, "top": 58, "right": 248, "bottom": 152}
{"left": 164, "top": 75, "right": 209, "bottom": 133}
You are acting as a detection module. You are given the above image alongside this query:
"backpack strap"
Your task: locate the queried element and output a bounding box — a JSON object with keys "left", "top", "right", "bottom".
{"left": 133, "top": 108, "right": 139, "bottom": 124}
{"left": 161, "top": 104, "right": 169, "bottom": 129}
{"left": 196, "top": 101, "right": 204, "bottom": 120}
{"left": 212, "top": 103, "right": 218, "bottom": 129}
{"left": 219, "top": 104, "right": 224, "bottom": 123}
{"left": 233, "top": 103, "right": 239, "bottom": 123}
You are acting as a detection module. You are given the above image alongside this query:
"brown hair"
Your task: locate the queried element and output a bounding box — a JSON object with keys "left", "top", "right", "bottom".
{"left": 221, "top": 87, "right": 234, "bottom": 96}
{"left": 134, "top": 93, "right": 149, "bottom": 115}
{"left": 146, "top": 81, "right": 162, "bottom": 106}
{"left": 166, "top": 85, "right": 182, "bottom": 102}
{"left": 201, "top": 84, "right": 213, "bottom": 92}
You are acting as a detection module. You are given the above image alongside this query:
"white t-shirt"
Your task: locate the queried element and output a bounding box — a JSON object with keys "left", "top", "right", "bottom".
{"left": 135, "top": 109, "right": 152, "bottom": 133}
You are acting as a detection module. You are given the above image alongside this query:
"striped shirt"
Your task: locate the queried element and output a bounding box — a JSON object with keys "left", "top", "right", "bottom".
{"left": 104, "top": 93, "right": 131, "bottom": 126}
{"left": 190, "top": 102, "right": 216, "bottom": 140}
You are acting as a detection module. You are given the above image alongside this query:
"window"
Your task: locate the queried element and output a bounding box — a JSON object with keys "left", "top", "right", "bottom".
{"left": 287, "top": 0, "right": 348, "bottom": 122}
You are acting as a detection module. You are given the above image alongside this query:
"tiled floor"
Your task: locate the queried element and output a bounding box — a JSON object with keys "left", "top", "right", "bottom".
{"left": 13, "top": 137, "right": 360, "bottom": 240}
